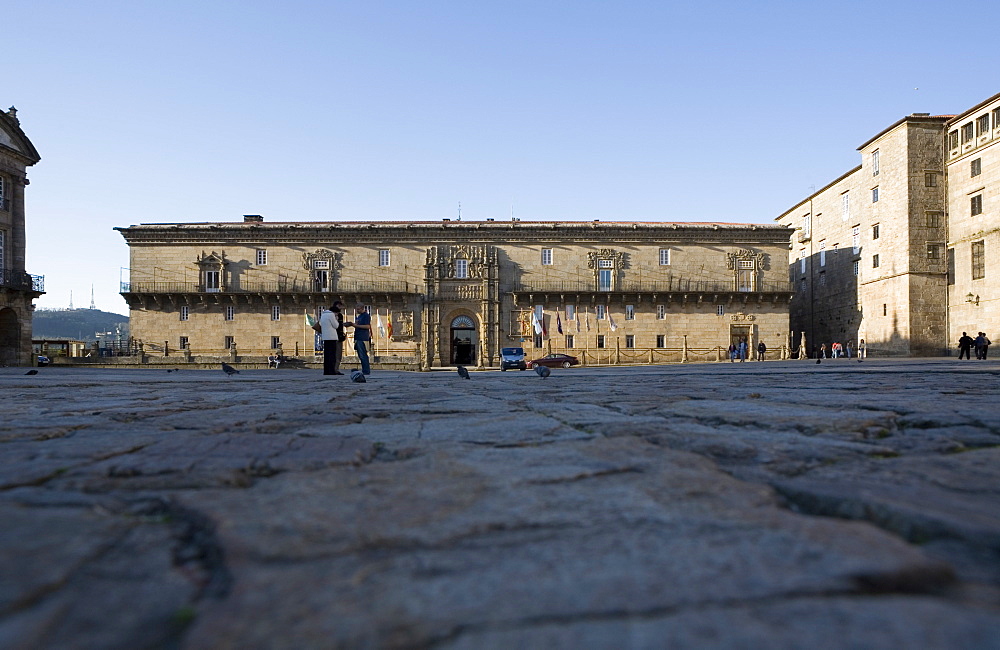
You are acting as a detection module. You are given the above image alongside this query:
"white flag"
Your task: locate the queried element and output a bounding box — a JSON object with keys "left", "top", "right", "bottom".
{"left": 531, "top": 310, "right": 543, "bottom": 335}
{"left": 376, "top": 311, "right": 387, "bottom": 338}
{"left": 608, "top": 312, "right": 618, "bottom": 332}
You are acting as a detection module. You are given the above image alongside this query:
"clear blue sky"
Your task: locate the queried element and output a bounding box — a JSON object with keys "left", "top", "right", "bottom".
{"left": 8, "top": 0, "right": 994, "bottom": 315}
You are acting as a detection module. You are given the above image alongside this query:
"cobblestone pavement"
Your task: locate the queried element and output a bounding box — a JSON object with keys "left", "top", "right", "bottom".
{"left": 2, "top": 359, "right": 1000, "bottom": 648}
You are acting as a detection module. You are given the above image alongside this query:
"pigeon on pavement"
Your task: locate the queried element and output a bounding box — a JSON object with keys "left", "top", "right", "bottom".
{"left": 534, "top": 365, "right": 551, "bottom": 378}
{"left": 221, "top": 363, "right": 240, "bottom": 376}
{"left": 25, "top": 369, "right": 38, "bottom": 375}
{"left": 457, "top": 366, "right": 470, "bottom": 379}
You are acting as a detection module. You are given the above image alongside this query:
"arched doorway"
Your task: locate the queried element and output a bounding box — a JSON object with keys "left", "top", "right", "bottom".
{"left": 0, "top": 308, "right": 21, "bottom": 366}
{"left": 450, "top": 315, "right": 476, "bottom": 365}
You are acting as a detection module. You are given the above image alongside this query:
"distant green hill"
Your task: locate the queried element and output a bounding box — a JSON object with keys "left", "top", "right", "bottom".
{"left": 33, "top": 309, "right": 130, "bottom": 342}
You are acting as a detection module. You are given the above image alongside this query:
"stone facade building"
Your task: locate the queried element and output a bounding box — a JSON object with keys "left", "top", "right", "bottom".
{"left": 0, "top": 107, "right": 44, "bottom": 366}
{"left": 116, "top": 218, "right": 792, "bottom": 368}
{"left": 946, "top": 94, "right": 1000, "bottom": 345}
{"left": 777, "top": 92, "right": 999, "bottom": 356}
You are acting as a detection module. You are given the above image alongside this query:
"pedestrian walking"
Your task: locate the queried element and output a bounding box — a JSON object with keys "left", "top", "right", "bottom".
{"left": 958, "top": 332, "right": 974, "bottom": 360}
{"left": 858, "top": 338, "right": 866, "bottom": 362}
{"left": 317, "top": 303, "right": 343, "bottom": 376}
{"left": 757, "top": 340, "right": 766, "bottom": 362}
{"left": 975, "top": 332, "right": 986, "bottom": 360}
{"left": 348, "top": 303, "right": 373, "bottom": 375}
{"left": 982, "top": 332, "right": 991, "bottom": 360}
{"left": 738, "top": 337, "right": 748, "bottom": 362}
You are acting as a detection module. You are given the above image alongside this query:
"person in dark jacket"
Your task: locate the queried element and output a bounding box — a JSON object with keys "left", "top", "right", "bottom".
{"left": 958, "top": 332, "right": 974, "bottom": 360}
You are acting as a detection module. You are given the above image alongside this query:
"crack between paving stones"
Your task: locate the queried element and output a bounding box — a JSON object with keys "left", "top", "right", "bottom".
{"left": 422, "top": 582, "right": 955, "bottom": 648}
{"left": 0, "top": 526, "right": 134, "bottom": 617}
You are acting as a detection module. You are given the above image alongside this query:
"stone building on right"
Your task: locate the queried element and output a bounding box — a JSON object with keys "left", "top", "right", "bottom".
{"left": 777, "top": 92, "right": 999, "bottom": 356}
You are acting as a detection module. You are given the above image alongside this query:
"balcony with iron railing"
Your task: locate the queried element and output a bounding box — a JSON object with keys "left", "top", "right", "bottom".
{"left": 1, "top": 269, "right": 44, "bottom": 292}
{"left": 510, "top": 278, "right": 794, "bottom": 295}
{"left": 120, "top": 279, "right": 418, "bottom": 295}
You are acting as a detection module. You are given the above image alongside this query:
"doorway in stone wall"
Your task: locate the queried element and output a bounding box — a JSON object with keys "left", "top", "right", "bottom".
{"left": 730, "top": 325, "right": 751, "bottom": 351}
{"left": 450, "top": 315, "right": 476, "bottom": 365}
{"left": 0, "top": 308, "right": 20, "bottom": 366}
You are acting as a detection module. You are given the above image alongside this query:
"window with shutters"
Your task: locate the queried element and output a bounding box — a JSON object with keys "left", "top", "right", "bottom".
{"left": 256, "top": 249, "right": 267, "bottom": 266}
{"left": 972, "top": 158, "right": 982, "bottom": 177}
{"left": 962, "top": 122, "right": 974, "bottom": 143}
{"left": 872, "top": 150, "right": 880, "bottom": 176}
{"left": 972, "top": 194, "right": 983, "bottom": 216}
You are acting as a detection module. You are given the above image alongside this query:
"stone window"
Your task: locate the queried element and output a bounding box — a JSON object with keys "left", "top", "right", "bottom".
{"left": 972, "top": 240, "right": 985, "bottom": 280}
{"left": 596, "top": 335, "right": 606, "bottom": 349}
{"left": 972, "top": 158, "right": 982, "bottom": 177}
{"left": 873, "top": 254, "right": 880, "bottom": 268}
{"left": 872, "top": 187, "right": 879, "bottom": 203}
{"left": 541, "top": 248, "right": 553, "bottom": 265}
{"left": 926, "top": 212, "right": 942, "bottom": 228}
{"left": 179, "top": 336, "right": 188, "bottom": 349}
{"left": 927, "top": 244, "right": 942, "bottom": 260}
{"left": 225, "top": 336, "right": 235, "bottom": 349}
{"left": 819, "top": 271, "right": 826, "bottom": 286}
{"left": 717, "top": 305, "right": 725, "bottom": 316}
{"left": 994, "top": 108, "right": 1000, "bottom": 129}
{"left": 225, "top": 306, "right": 235, "bottom": 321}
{"left": 596, "top": 305, "right": 606, "bottom": 320}
{"left": 0, "top": 176, "right": 6, "bottom": 211}
{"left": 379, "top": 249, "right": 390, "bottom": 267}
{"left": 256, "top": 249, "right": 267, "bottom": 266}
{"left": 271, "top": 336, "right": 281, "bottom": 350}
{"left": 533, "top": 333, "right": 543, "bottom": 348}
{"left": 659, "top": 248, "right": 670, "bottom": 265}
{"left": 977, "top": 114, "right": 990, "bottom": 136}
{"left": 971, "top": 194, "right": 983, "bottom": 216}
{"left": 872, "top": 149, "right": 879, "bottom": 176}
{"left": 800, "top": 278, "right": 806, "bottom": 293}
{"left": 872, "top": 224, "right": 880, "bottom": 240}
{"left": 625, "top": 305, "right": 635, "bottom": 320}
{"left": 656, "top": 335, "right": 665, "bottom": 348}
{"left": 455, "top": 258, "right": 469, "bottom": 279}
{"left": 180, "top": 306, "right": 189, "bottom": 321}
{"left": 883, "top": 304, "right": 887, "bottom": 317}
{"left": 962, "top": 122, "right": 974, "bottom": 143}
{"left": 841, "top": 192, "right": 849, "bottom": 220}
{"left": 853, "top": 260, "right": 859, "bottom": 276}
{"left": 799, "top": 252, "right": 806, "bottom": 274}
{"left": 819, "top": 240, "right": 826, "bottom": 267}
{"left": 566, "top": 304, "right": 575, "bottom": 320}
{"left": 925, "top": 172, "right": 937, "bottom": 187}
{"left": 657, "top": 304, "right": 666, "bottom": 320}
{"left": 852, "top": 226, "right": 860, "bottom": 253}
{"left": 271, "top": 305, "right": 280, "bottom": 321}
{"left": 565, "top": 334, "right": 574, "bottom": 349}
{"left": 949, "top": 130, "right": 959, "bottom": 150}
{"left": 625, "top": 335, "right": 635, "bottom": 349}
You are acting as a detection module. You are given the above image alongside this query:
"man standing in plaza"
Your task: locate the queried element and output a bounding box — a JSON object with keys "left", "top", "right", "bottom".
{"left": 958, "top": 332, "right": 974, "bottom": 360}
{"left": 318, "top": 304, "right": 343, "bottom": 376}
{"left": 756, "top": 340, "right": 766, "bottom": 362}
{"left": 349, "top": 303, "right": 373, "bottom": 375}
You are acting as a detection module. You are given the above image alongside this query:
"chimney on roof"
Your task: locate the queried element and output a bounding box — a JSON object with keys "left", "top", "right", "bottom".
{"left": 243, "top": 215, "right": 264, "bottom": 223}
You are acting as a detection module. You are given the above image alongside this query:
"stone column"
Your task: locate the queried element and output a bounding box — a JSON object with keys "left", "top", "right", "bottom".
{"left": 682, "top": 335, "right": 689, "bottom": 363}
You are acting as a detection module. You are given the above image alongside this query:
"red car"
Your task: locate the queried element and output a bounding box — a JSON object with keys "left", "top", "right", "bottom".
{"left": 528, "top": 353, "right": 579, "bottom": 369}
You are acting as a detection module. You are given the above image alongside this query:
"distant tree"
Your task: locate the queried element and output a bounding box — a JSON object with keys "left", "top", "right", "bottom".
{"left": 32, "top": 309, "right": 130, "bottom": 342}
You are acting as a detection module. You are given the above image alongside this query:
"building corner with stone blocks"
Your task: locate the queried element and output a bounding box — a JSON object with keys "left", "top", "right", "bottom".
{"left": 0, "top": 106, "right": 43, "bottom": 366}
{"left": 115, "top": 218, "right": 794, "bottom": 368}
{"left": 776, "top": 91, "right": 1000, "bottom": 357}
